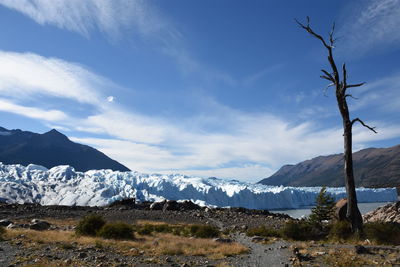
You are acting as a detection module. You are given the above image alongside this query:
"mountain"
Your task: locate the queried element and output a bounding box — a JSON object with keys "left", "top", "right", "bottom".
{"left": 0, "top": 126, "right": 130, "bottom": 172}
{"left": 0, "top": 163, "right": 396, "bottom": 208}
{"left": 258, "top": 145, "right": 400, "bottom": 188}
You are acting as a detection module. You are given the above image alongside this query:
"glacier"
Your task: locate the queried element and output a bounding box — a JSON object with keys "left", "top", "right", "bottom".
{"left": 0, "top": 163, "right": 397, "bottom": 210}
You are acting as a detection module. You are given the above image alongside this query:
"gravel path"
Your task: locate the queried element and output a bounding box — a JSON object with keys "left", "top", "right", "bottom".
{"left": 232, "top": 234, "right": 291, "bottom": 267}
{"left": 0, "top": 241, "right": 18, "bottom": 267}
{"left": 201, "top": 211, "right": 293, "bottom": 266}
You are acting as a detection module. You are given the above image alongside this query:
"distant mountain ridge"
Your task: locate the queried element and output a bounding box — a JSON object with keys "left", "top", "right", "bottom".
{"left": 258, "top": 145, "right": 400, "bottom": 189}
{"left": 0, "top": 126, "right": 130, "bottom": 172}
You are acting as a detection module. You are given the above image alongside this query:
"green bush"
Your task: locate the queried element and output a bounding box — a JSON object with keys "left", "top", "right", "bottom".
{"left": 364, "top": 222, "right": 400, "bottom": 245}
{"left": 135, "top": 224, "right": 178, "bottom": 236}
{"left": 246, "top": 226, "right": 281, "bottom": 238}
{"left": 153, "top": 224, "right": 173, "bottom": 233}
{"left": 0, "top": 226, "right": 6, "bottom": 240}
{"left": 281, "top": 220, "right": 324, "bottom": 240}
{"left": 136, "top": 224, "right": 154, "bottom": 235}
{"left": 98, "top": 222, "right": 134, "bottom": 240}
{"left": 134, "top": 223, "right": 219, "bottom": 238}
{"left": 328, "top": 221, "right": 353, "bottom": 240}
{"left": 189, "top": 225, "right": 219, "bottom": 238}
{"left": 75, "top": 214, "right": 106, "bottom": 236}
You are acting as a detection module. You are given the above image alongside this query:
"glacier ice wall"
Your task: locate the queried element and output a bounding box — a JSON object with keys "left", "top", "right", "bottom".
{"left": 0, "top": 163, "right": 397, "bottom": 209}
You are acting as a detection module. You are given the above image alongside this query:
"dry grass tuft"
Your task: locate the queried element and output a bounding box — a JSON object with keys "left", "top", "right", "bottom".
{"left": 153, "top": 233, "right": 248, "bottom": 258}
{"left": 6, "top": 228, "right": 248, "bottom": 258}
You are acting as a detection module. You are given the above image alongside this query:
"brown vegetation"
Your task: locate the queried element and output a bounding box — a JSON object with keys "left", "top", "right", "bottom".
{"left": 5, "top": 222, "right": 247, "bottom": 259}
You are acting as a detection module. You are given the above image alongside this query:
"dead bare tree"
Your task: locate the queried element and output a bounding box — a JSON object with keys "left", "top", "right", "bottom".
{"left": 296, "top": 17, "right": 377, "bottom": 233}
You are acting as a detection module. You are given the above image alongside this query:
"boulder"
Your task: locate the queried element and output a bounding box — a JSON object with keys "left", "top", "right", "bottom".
{"left": 163, "top": 200, "right": 179, "bottom": 211}
{"left": 0, "top": 219, "right": 13, "bottom": 227}
{"left": 355, "top": 245, "right": 369, "bottom": 254}
{"left": 149, "top": 200, "right": 166, "bottom": 210}
{"left": 29, "top": 219, "right": 51, "bottom": 231}
{"left": 334, "top": 198, "right": 347, "bottom": 221}
{"left": 178, "top": 200, "right": 201, "bottom": 211}
{"left": 107, "top": 198, "right": 136, "bottom": 208}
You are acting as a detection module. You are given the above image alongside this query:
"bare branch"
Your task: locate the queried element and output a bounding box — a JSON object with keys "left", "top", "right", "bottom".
{"left": 329, "top": 22, "right": 336, "bottom": 46}
{"left": 324, "top": 83, "right": 335, "bottom": 96}
{"left": 295, "top": 18, "right": 330, "bottom": 49}
{"left": 351, "top": 118, "right": 377, "bottom": 133}
{"left": 345, "top": 94, "right": 358, "bottom": 100}
{"left": 296, "top": 17, "right": 339, "bottom": 83}
{"left": 320, "top": 75, "right": 334, "bottom": 82}
{"left": 346, "top": 82, "right": 365, "bottom": 89}
{"left": 321, "top": 69, "right": 334, "bottom": 82}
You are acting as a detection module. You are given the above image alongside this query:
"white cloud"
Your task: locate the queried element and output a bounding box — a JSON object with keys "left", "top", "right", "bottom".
{"left": 0, "top": 50, "right": 396, "bottom": 181}
{"left": 353, "top": 122, "right": 400, "bottom": 143}
{"left": 0, "top": 98, "right": 67, "bottom": 121}
{"left": 0, "top": 0, "right": 173, "bottom": 42}
{"left": 340, "top": 0, "right": 400, "bottom": 54}
{"left": 242, "top": 64, "right": 284, "bottom": 87}
{"left": 349, "top": 72, "right": 400, "bottom": 112}
{"left": 0, "top": 0, "right": 235, "bottom": 87}
{"left": 0, "top": 51, "right": 105, "bottom": 104}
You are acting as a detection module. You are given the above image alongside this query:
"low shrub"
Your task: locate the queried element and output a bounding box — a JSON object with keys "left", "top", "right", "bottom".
{"left": 136, "top": 224, "right": 154, "bottom": 235}
{"left": 246, "top": 226, "right": 281, "bottom": 238}
{"left": 189, "top": 225, "right": 219, "bottom": 238}
{"left": 364, "top": 222, "right": 400, "bottom": 245}
{"left": 75, "top": 214, "right": 106, "bottom": 236}
{"left": 134, "top": 222, "right": 220, "bottom": 238}
{"left": 328, "top": 221, "right": 353, "bottom": 241}
{"left": 97, "top": 222, "right": 134, "bottom": 240}
{"left": 135, "top": 223, "right": 178, "bottom": 236}
{"left": 153, "top": 224, "right": 173, "bottom": 233}
{"left": 281, "top": 220, "right": 325, "bottom": 240}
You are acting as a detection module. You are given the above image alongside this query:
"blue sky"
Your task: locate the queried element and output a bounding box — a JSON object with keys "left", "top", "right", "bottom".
{"left": 0, "top": 0, "right": 399, "bottom": 182}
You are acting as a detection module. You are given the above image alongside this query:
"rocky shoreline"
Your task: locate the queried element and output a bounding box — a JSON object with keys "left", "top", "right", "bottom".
{"left": 363, "top": 201, "right": 400, "bottom": 223}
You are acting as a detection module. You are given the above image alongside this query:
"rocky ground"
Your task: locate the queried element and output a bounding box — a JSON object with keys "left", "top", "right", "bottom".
{"left": 0, "top": 200, "right": 291, "bottom": 231}
{"left": 0, "top": 201, "right": 400, "bottom": 266}
{"left": 363, "top": 201, "right": 400, "bottom": 223}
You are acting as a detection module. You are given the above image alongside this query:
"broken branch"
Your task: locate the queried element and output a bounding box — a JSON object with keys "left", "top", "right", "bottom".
{"left": 346, "top": 83, "right": 365, "bottom": 89}
{"left": 351, "top": 118, "right": 377, "bottom": 133}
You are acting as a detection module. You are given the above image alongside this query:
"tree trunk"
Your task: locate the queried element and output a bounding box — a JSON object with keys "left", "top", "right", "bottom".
{"left": 339, "top": 99, "right": 363, "bottom": 233}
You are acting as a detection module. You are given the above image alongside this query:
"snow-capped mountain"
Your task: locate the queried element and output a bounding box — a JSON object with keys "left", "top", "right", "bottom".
{"left": 0, "top": 163, "right": 397, "bottom": 210}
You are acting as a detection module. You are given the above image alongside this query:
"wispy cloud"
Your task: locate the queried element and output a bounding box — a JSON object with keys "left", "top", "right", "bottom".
{"left": 0, "top": 50, "right": 397, "bottom": 182}
{"left": 0, "top": 0, "right": 236, "bottom": 87}
{"left": 0, "top": 98, "right": 67, "bottom": 121}
{"left": 0, "top": 0, "right": 177, "bottom": 42}
{"left": 242, "top": 64, "right": 284, "bottom": 87}
{"left": 340, "top": 0, "right": 400, "bottom": 54}
{"left": 0, "top": 51, "right": 106, "bottom": 104}
{"left": 349, "top": 72, "right": 400, "bottom": 113}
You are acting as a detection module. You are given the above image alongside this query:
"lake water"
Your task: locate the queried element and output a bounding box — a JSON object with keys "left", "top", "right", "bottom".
{"left": 270, "top": 202, "right": 392, "bottom": 219}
